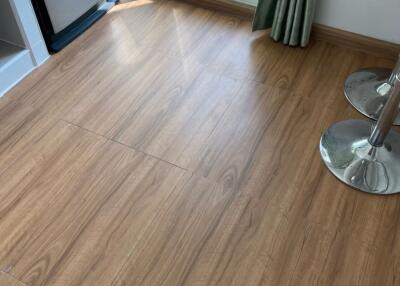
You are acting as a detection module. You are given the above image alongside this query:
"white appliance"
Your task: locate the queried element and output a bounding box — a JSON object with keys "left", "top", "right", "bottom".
{"left": 44, "top": 0, "right": 98, "bottom": 33}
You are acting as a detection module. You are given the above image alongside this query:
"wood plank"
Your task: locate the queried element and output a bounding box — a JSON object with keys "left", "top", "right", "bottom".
{"left": 12, "top": 14, "right": 148, "bottom": 120}
{"left": 203, "top": 21, "right": 310, "bottom": 83}
{"left": 0, "top": 120, "right": 107, "bottom": 271}
{"left": 0, "top": 112, "right": 187, "bottom": 285}
{"left": 109, "top": 173, "right": 245, "bottom": 286}
{"left": 0, "top": 272, "right": 25, "bottom": 286}
{"left": 11, "top": 144, "right": 187, "bottom": 286}
{"left": 108, "top": 69, "right": 242, "bottom": 161}
{"left": 0, "top": 100, "right": 56, "bottom": 171}
{"left": 65, "top": 49, "right": 202, "bottom": 136}
{"left": 180, "top": 0, "right": 255, "bottom": 19}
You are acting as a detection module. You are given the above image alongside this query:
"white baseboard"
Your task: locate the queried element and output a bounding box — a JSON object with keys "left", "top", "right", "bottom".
{"left": 0, "top": 49, "right": 35, "bottom": 97}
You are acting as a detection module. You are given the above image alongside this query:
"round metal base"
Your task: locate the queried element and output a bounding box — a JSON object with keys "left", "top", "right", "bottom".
{"left": 344, "top": 68, "right": 400, "bottom": 126}
{"left": 320, "top": 119, "right": 400, "bottom": 195}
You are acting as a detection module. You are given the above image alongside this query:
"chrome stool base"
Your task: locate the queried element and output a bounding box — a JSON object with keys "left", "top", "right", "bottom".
{"left": 344, "top": 68, "right": 400, "bottom": 125}
{"left": 320, "top": 119, "right": 400, "bottom": 195}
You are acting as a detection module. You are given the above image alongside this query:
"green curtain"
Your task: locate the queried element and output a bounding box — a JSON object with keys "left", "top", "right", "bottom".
{"left": 253, "top": 0, "right": 317, "bottom": 47}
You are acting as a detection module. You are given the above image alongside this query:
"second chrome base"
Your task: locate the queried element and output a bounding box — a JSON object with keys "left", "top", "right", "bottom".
{"left": 344, "top": 68, "right": 400, "bottom": 126}
{"left": 320, "top": 119, "right": 400, "bottom": 195}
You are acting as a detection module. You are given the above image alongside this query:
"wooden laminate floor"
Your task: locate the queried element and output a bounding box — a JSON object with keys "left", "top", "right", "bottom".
{"left": 0, "top": 1, "right": 399, "bottom": 285}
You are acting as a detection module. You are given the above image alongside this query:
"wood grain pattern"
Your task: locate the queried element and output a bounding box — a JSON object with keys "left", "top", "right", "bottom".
{"left": 0, "top": 271, "right": 25, "bottom": 286}
{"left": 1, "top": 1, "right": 400, "bottom": 285}
{"left": 180, "top": 0, "right": 254, "bottom": 19}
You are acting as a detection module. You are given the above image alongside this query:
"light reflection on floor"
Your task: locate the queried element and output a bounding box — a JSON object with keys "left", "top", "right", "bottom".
{"left": 108, "top": 0, "right": 155, "bottom": 13}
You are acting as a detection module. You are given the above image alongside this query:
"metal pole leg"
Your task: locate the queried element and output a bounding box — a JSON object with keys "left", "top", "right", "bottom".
{"left": 344, "top": 55, "right": 400, "bottom": 125}
{"left": 320, "top": 74, "right": 400, "bottom": 195}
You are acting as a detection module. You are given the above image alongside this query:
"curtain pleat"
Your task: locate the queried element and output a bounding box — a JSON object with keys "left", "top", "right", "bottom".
{"left": 252, "top": 0, "right": 316, "bottom": 47}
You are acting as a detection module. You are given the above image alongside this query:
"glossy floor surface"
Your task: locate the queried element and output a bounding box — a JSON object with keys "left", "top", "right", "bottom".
{"left": 0, "top": 1, "right": 398, "bottom": 285}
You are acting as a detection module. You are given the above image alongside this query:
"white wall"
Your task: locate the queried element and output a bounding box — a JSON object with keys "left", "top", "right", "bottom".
{"left": 314, "top": 0, "right": 400, "bottom": 44}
